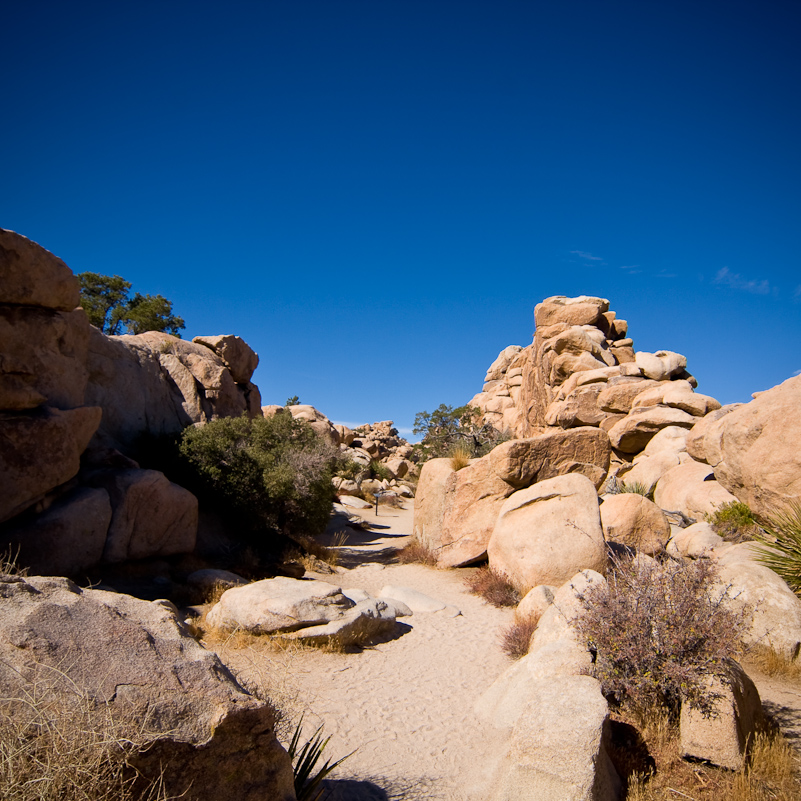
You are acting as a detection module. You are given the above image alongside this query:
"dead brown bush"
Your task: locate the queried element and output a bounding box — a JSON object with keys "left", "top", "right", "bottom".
{"left": 464, "top": 566, "right": 520, "bottom": 608}
{"left": 396, "top": 537, "right": 439, "bottom": 566}
{"left": 499, "top": 613, "right": 540, "bottom": 659}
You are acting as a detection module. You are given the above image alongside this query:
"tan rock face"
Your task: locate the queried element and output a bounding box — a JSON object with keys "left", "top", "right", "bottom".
{"left": 0, "top": 305, "right": 90, "bottom": 410}
{"left": 86, "top": 468, "right": 198, "bottom": 562}
{"left": 545, "top": 384, "right": 608, "bottom": 428}
{"left": 697, "top": 375, "right": 801, "bottom": 519}
{"left": 490, "top": 427, "right": 611, "bottom": 490}
{"left": 0, "top": 575, "right": 296, "bottom": 801}
{"left": 685, "top": 405, "right": 740, "bottom": 463}
{"left": 608, "top": 406, "right": 697, "bottom": 453}
{"left": 0, "top": 228, "right": 80, "bottom": 310}
{"left": 488, "top": 474, "right": 607, "bottom": 593}
{"left": 192, "top": 334, "right": 259, "bottom": 383}
{"left": 653, "top": 460, "right": 738, "bottom": 520}
{"left": 86, "top": 329, "right": 256, "bottom": 451}
{"left": 599, "top": 493, "right": 670, "bottom": 555}
{"left": 438, "top": 457, "right": 515, "bottom": 567}
{"left": 0, "top": 406, "right": 102, "bottom": 523}
{"left": 412, "top": 458, "right": 456, "bottom": 554}
{"left": 0, "top": 487, "right": 111, "bottom": 575}
{"left": 596, "top": 379, "right": 661, "bottom": 413}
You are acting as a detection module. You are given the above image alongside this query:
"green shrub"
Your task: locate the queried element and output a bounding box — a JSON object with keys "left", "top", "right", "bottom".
{"left": 412, "top": 403, "right": 507, "bottom": 463}
{"left": 753, "top": 501, "right": 801, "bottom": 598}
{"left": 334, "top": 459, "right": 362, "bottom": 480}
{"left": 179, "top": 413, "right": 338, "bottom": 544}
{"left": 706, "top": 500, "right": 761, "bottom": 543}
{"left": 369, "top": 460, "right": 391, "bottom": 481}
{"left": 575, "top": 554, "right": 750, "bottom": 719}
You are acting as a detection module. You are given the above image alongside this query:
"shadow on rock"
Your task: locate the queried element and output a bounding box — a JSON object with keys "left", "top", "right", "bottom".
{"left": 321, "top": 775, "right": 444, "bottom": 801}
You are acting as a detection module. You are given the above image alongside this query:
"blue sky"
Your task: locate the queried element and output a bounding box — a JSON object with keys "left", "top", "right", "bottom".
{"left": 3, "top": 1, "right": 800, "bottom": 436}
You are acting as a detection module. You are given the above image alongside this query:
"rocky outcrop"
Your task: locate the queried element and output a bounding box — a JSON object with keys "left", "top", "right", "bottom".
{"left": 0, "top": 574, "right": 296, "bottom": 801}
{"left": 87, "top": 329, "right": 262, "bottom": 452}
{"left": 470, "top": 295, "right": 702, "bottom": 444}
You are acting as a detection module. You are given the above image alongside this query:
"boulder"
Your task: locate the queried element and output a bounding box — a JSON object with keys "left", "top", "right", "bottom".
{"left": 516, "top": 585, "right": 555, "bottom": 622}
{"left": 534, "top": 296, "right": 610, "bottom": 329}
{"left": 715, "top": 544, "right": 801, "bottom": 659}
{"left": 699, "top": 375, "right": 801, "bottom": 520}
{"left": 488, "top": 475, "right": 607, "bottom": 593}
{"left": 0, "top": 228, "right": 81, "bottom": 310}
{"left": 280, "top": 598, "right": 397, "bottom": 645}
{"left": 384, "top": 457, "right": 410, "bottom": 479}
{"left": 437, "top": 457, "right": 516, "bottom": 568}
{"left": 599, "top": 494, "right": 670, "bottom": 555}
{"left": 545, "top": 385, "right": 608, "bottom": 428}
{"left": 666, "top": 522, "right": 724, "bottom": 558}
{"left": 489, "top": 427, "right": 611, "bottom": 490}
{"left": 597, "top": 379, "right": 662, "bottom": 413}
{"left": 192, "top": 335, "right": 259, "bottom": 383}
{"left": 187, "top": 568, "right": 248, "bottom": 594}
{"left": 0, "top": 574, "right": 296, "bottom": 800}
{"left": 206, "top": 577, "right": 354, "bottom": 634}
{"left": 685, "top": 405, "right": 740, "bottom": 463}
{"left": 653, "top": 460, "right": 739, "bottom": 520}
{"left": 85, "top": 468, "right": 198, "bottom": 563}
{"left": 608, "top": 406, "right": 697, "bottom": 453}
{"left": 0, "top": 305, "right": 90, "bottom": 411}
{"left": 0, "top": 486, "right": 111, "bottom": 576}
{"left": 485, "top": 345, "right": 524, "bottom": 382}
{"left": 680, "top": 660, "right": 764, "bottom": 769}
{"left": 0, "top": 405, "right": 102, "bottom": 524}
{"left": 338, "top": 494, "right": 372, "bottom": 509}
{"left": 484, "top": 675, "right": 621, "bottom": 801}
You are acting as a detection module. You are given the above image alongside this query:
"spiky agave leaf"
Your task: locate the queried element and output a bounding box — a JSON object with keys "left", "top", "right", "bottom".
{"left": 288, "top": 715, "right": 354, "bottom": 801}
{"left": 753, "top": 501, "right": 801, "bottom": 597}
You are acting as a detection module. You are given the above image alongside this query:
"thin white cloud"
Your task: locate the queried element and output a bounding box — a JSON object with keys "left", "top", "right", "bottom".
{"left": 619, "top": 264, "right": 641, "bottom": 275}
{"left": 713, "top": 267, "right": 771, "bottom": 295}
{"left": 396, "top": 427, "right": 414, "bottom": 436}
{"left": 332, "top": 420, "right": 365, "bottom": 430}
{"left": 794, "top": 369, "right": 801, "bottom": 377}
{"left": 794, "top": 286, "right": 801, "bottom": 300}
{"left": 570, "top": 250, "right": 605, "bottom": 263}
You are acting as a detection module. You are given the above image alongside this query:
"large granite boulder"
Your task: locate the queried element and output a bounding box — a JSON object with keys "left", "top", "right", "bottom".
{"left": 653, "top": 460, "right": 738, "bottom": 520}
{"left": 695, "top": 375, "right": 801, "bottom": 520}
{"left": 599, "top": 493, "right": 670, "bottom": 555}
{"left": 192, "top": 334, "right": 259, "bottom": 383}
{"left": 488, "top": 475, "right": 607, "bottom": 593}
{"left": 489, "top": 427, "right": 611, "bottom": 490}
{"left": 0, "top": 574, "right": 296, "bottom": 801}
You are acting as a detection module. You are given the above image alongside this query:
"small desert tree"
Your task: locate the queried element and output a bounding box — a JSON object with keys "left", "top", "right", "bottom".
{"left": 412, "top": 403, "right": 504, "bottom": 462}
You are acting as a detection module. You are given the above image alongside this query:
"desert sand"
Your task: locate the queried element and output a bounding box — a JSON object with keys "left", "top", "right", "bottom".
{"left": 214, "top": 499, "right": 516, "bottom": 800}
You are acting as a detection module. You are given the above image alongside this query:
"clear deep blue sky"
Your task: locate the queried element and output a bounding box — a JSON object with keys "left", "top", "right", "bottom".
{"left": 3, "top": 1, "right": 800, "bottom": 436}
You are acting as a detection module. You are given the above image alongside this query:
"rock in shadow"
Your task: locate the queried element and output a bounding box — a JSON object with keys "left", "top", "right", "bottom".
{"left": 322, "top": 775, "right": 444, "bottom": 801}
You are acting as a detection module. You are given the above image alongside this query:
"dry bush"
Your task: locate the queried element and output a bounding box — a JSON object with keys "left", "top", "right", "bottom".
{"left": 464, "top": 566, "right": 520, "bottom": 608}
{"left": 0, "top": 675, "right": 169, "bottom": 801}
{"left": 396, "top": 537, "right": 439, "bottom": 566}
{"left": 575, "top": 553, "right": 750, "bottom": 719}
{"left": 499, "top": 613, "right": 540, "bottom": 659}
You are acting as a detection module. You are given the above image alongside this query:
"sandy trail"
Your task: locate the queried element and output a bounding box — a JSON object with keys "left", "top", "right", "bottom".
{"left": 214, "top": 500, "right": 516, "bottom": 800}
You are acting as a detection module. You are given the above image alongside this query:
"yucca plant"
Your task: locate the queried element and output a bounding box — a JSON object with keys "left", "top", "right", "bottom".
{"left": 753, "top": 501, "right": 801, "bottom": 598}
{"left": 288, "top": 715, "right": 353, "bottom": 801}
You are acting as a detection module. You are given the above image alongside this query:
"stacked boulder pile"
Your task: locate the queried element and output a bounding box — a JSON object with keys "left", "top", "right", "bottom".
{"left": 430, "top": 295, "right": 801, "bottom": 800}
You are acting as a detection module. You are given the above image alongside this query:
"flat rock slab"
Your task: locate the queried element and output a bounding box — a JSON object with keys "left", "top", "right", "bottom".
{"left": 206, "top": 577, "right": 354, "bottom": 633}
{"left": 280, "top": 599, "right": 397, "bottom": 646}
{"left": 379, "top": 584, "right": 453, "bottom": 613}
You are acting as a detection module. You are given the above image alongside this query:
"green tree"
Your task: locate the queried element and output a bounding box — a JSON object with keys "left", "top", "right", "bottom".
{"left": 412, "top": 403, "right": 505, "bottom": 462}
{"left": 78, "top": 272, "right": 185, "bottom": 337}
{"left": 78, "top": 272, "right": 131, "bottom": 332}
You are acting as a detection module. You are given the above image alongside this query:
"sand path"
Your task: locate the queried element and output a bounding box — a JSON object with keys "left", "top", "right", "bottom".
{"left": 214, "top": 500, "right": 515, "bottom": 800}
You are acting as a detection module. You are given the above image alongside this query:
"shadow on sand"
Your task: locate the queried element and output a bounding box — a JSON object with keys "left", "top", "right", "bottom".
{"left": 321, "top": 775, "right": 444, "bottom": 801}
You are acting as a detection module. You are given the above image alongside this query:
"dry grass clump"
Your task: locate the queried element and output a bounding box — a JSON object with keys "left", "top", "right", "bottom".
{"left": 499, "top": 612, "right": 540, "bottom": 659}
{"left": 464, "top": 566, "right": 520, "bottom": 608}
{"left": 744, "top": 645, "right": 801, "bottom": 681}
{"left": 448, "top": 443, "right": 472, "bottom": 471}
{"left": 0, "top": 677, "right": 169, "bottom": 801}
{"left": 396, "top": 537, "right": 439, "bottom": 566}
{"left": 576, "top": 553, "right": 750, "bottom": 719}
{"left": 614, "top": 708, "right": 799, "bottom": 800}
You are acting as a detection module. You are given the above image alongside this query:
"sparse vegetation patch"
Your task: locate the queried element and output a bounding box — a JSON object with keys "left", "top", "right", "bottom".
{"left": 464, "top": 566, "right": 521, "bottom": 608}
